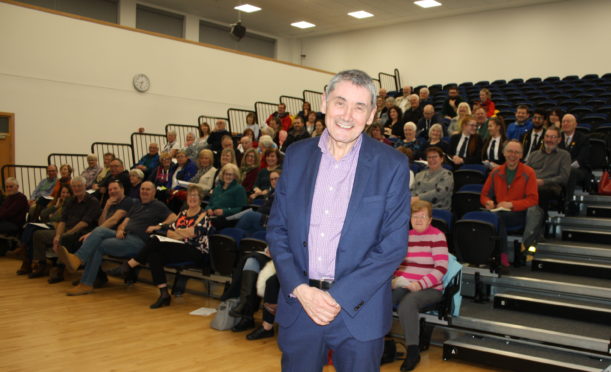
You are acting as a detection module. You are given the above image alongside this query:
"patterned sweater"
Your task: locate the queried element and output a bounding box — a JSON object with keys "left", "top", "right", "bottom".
{"left": 393, "top": 225, "right": 449, "bottom": 291}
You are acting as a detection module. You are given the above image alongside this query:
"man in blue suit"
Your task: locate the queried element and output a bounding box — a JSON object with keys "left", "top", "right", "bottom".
{"left": 267, "top": 70, "right": 411, "bottom": 372}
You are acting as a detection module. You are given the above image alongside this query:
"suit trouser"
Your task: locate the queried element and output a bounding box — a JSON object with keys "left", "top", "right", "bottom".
{"left": 32, "top": 229, "right": 81, "bottom": 262}
{"left": 566, "top": 167, "right": 589, "bottom": 202}
{"left": 278, "top": 310, "right": 384, "bottom": 372}
{"left": 392, "top": 288, "right": 442, "bottom": 346}
{"left": 75, "top": 227, "right": 144, "bottom": 286}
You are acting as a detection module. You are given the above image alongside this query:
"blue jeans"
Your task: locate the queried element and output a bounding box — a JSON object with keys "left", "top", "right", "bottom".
{"left": 235, "top": 211, "right": 264, "bottom": 236}
{"left": 76, "top": 227, "right": 144, "bottom": 286}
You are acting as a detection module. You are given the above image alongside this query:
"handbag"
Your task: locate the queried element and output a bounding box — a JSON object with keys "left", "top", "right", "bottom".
{"left": 598, "top": 170, "right": 611, "bottom": 195}
{"left": 210, "top": 298, "right": 240, "bottom": 330}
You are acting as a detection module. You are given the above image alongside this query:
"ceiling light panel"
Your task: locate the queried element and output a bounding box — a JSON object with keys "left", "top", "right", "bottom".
{"left": 348, "top": 11, "right": 374, "bottom": 19}
{"left": 234, "top": 4, "right": 261, "bottom": 13}
{"left": 291, "top": 21, "right": 316, "bottom": 29}
{"left": 414, "top": 0, "right": 442, "bottom": 8}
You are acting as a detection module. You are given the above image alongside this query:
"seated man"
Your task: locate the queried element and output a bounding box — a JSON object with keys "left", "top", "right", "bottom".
{"left": 394, "top": 85, "right": 413, "bottom": 113}
{"left": 506, "top": 105, "right": 532, "bottom": 140}
{"left": 559, "top": 114, "right": 591, "bottom": 213}
{"left": 133, "top": 143, "right": 160, "bottom": 178}
{"left": 57, "top": 181, "right": 175, "bottom": 296}
{"left": 281, "top": 117, "right": 310, "bottom": 152}
{"left": 473, "top": 107, "right": 490, "bottom": 140}
{"left": 266, "top": 103, "right": 292, "bottom": 132}
{"left": 521, "top": 109, "right": 546, "bottom": 162}
{"left": 0, "top": 178, "right": 29, "bottom": 237}
{"left": 418, "top": 87, "right": 433, "bottom": 107}
{"left": 526, "top": 126, "right": 571, "bottom": 212}
{"left": 207, "top": 119, "right": 231, "bottom": 154}
{"left": 28, "top": 177, "right": 100, "bottom": 281}
{"left": 416, "top": 104, "right": 443, "bottom": 140}
{"left": 97, "top": 159, "right": 131, "bottom": 202}
{"left": 442, "top": 86, "right": 464, "bottom": 119}
{"left": 92, "top": 153, "right": 115, "bottom": 190}
{"left": 28, "top": 164, "right": 58, "bottom": 221}
{"left": 481, "top": 140, "right": 540, "bottom": 270}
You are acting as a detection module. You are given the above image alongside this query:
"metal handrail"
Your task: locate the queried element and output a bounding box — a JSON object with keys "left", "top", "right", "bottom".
{"left": 2, "top": 164, "right": 48, "bottom": 199}
{"left": 90, "top": 142, "right": 134, "bottom": 169}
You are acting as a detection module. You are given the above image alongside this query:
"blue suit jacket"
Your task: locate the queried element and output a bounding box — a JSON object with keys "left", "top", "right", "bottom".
{"left": 267, "top": 133, "right": 411, "bottom": 341}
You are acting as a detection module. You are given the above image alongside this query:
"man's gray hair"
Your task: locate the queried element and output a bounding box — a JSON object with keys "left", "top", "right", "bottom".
{"left": 71, "top": 176, "right": 87, "bottom": 185}
{"left": 325, "top": 69, "right": 377, "bottom": 108}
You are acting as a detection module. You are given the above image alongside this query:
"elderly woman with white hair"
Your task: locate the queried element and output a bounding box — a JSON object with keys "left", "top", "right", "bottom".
{"left": 128, "top": 169, "right": 145, "bottom": 199}
{"left": 420, "top": 123, "right": 449, "bottom": 159}
{"left": 448, "top": 101, "right": 472, "bottom": 136}
{"left": 394, "top": 122, "right": 423, "bottom": 155}
{"left": 162, "top": 130, "right": 180, "bottom": 158}
{"left": 80, "top": 154, "right": 102, "bottom": 189}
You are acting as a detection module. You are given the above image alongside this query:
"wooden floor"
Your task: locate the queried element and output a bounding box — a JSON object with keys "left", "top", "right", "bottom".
{"left": 0, "top": 257, "right": 498, "bottom": 372}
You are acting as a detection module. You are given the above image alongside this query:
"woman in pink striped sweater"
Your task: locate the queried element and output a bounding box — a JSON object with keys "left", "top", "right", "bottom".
{"left": 392, "top": 200, "right": 449, "bottom": 371}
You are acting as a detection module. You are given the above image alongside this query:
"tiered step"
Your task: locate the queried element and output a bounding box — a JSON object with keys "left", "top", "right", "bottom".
{"left": 533, "top": 240, "right": 611, "bottom": 278}
{"left": 579, "top": 195, "right": 611, "bottom": 218}
{"left": 443, "top": 333, "right": 611, "bottom": 372}
{"left": 494, "top": 292, "right": 611, "bottom": 325}
{"left": 559, "top": 216, "right": 611, "bottom": 244}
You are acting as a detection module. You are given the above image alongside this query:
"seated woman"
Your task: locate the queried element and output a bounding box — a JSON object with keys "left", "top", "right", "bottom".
{"left": 395, "top": 122, "right": 423, "bottom": 155}
{"left": 182, "top": 132, "right": 199, "bottom": 159}
{"left": 128, "top": 169, "right": 145, "bottom": 199}
{"left": 311, "top": 119, "right": 325, "bottom": 137}
{"left": 213, "top": 147, "right": 238, "bottom": 185}
{"left": 385, "top": 105, "right": 404, "bottom": 139}
{"left": 110, "top": 185, "right": 212, "bottom": 309}
{"left": 206, "top": 164, "right": 248, "bottom": 229}
{"left": 240, "top": 148, "right": 260, "bottom": 195}
{"left": 449, "top": 115, "right": 483, "bottom": 167}
{"left": 236, "top": 169, "right": 280, "bottom": 235}
{"left": 81, "top": 154, "right": 102, "bottom": 189}
{"left": 51, "top": 164, "right": 73, "bottom": 198}
{"left": 419, "top": 123, "right": 449, "bottom": 160}
{"left": 250, "top": 149, "right": 281, "bottom": 201}
{"left": 367, "top": 123, "right": 392, "bottom": 146}
{"left": 411, "top": 147, "right": 454, "bottom": 210}
{"left": 148, "top": 152, "right": 175, "bottom": 203}
{"left": 190, "top": 149, "right": 216, "bottom": 195}
{"left": 392, "top": 200, "right": 449, "bottom": 371}
{"left": 304, "top": 111, "right": 317, "bottom": 135}
{"left": 17, "top": 184, "right": 72, "bottom": 275}
{"left": 245, "top": 113, "right": 260, "bottom": 140}
{"left": 482, "top": 116, "right": 507, "bottom": 169}
{"left": 447, "top": 102, "right": 471, "bottom": 136}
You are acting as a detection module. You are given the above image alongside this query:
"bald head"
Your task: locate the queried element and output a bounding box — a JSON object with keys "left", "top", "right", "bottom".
{"left": 423, "top": 104, "right": 435, "bottom": 119}
{"left": 561, "top": 114, "right": 577, "bottom": 135}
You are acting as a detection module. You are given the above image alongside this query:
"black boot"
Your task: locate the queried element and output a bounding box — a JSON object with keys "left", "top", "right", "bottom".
{"left": 246, "top": 325, "right": 274, "bottom": 340}
{"left": 150, "top": 286, "right": 171, "bottom": 309}
{"left": 229, "top": 270, "right": 259, "bottom": 318}
{"left": 232, "top": 317, "right": 255, "bottom": 332}
{"left": 400, "top": 345, "right": 421, "bottom": 371}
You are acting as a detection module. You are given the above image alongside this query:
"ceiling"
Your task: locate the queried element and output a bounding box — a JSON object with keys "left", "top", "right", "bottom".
{"left": 141, "top": 0, "right": 564, "bottom": 38}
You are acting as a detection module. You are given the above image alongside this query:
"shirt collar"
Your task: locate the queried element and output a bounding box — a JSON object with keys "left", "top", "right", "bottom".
{"left": 318, "top": 129, "right": 363, "bottom": 160}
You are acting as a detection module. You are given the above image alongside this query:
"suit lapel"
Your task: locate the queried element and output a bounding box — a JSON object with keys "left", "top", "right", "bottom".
{"left": 301, "top": 142, "right": 322, "bottom": 248}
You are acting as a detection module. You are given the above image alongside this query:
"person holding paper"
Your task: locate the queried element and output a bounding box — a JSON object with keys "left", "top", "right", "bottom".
{"left": 108, "top": 185, "right": 212, "bottom": 309}
{"left": 480, "top": 140, "right": 540, "bottom": 272}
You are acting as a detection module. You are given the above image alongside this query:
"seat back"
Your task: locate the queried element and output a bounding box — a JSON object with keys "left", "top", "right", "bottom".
{"left": 208, "top": 234, "right": 239, "bottom": 276}
{"left": 589, "top": 138, "right": 609, "bottom": 170}
{"left": 453, "top": 168, "right": 486, "bottom": 192}
{"left": 452, "top": 184, "right": 483, "bottom": 219}
{"left": 238, "top": 238, "right": 267, "bottom": 254}
{"left": 250, "top": 230, "right": 267, "bottom": 241}
{"left": 454, "top": 212, "right": 499, "bottom": 268}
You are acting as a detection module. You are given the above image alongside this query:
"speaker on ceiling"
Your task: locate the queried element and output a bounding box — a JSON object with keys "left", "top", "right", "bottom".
{"left": 230, "top": 22, "right": 246, "bottom": 41}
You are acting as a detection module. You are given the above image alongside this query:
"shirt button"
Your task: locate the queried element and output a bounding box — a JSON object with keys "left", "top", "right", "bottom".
{"left": 317, "top": 257, "right": 322, "bottom": 262}
{"left": 320, "top": 233, "right": 325, "bottom": 237}
{"left": 329, "top": 186, "right": 333, "bottom": 191}
{"left": 334, "top": 165, "right": 339, "bottom": 169}
{"left": 324, "top": 210, "right": 329, "bottom": 215}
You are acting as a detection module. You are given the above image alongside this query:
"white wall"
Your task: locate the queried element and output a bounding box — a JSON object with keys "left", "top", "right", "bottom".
{"left": 0, "top": 2, "right": 332, "bottom": 165}
{"left": 297, "top": 0, "right": 611, "bottom": 87}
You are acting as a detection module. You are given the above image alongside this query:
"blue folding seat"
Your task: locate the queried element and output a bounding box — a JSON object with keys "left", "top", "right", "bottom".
{"left": 452, "top": 184, "right": 484, "bottom": 220}
{"left": 453, "top": 211, "right": 500, "bottom": 271}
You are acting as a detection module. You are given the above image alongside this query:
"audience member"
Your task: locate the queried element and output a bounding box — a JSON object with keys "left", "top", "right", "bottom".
{"left": 236, "top": 169, "right": 280, "bottom": 235}
{"left": 411, "top": 147, "right": 453, "bottom": 210}
{"left": 479, "top": 88, "right": 496, "bottom": 117}
{"left": 98, "top": 159, "right": 131, "bottom": 200}
{"left": 162, "top": 130, "right": 180, "bottom": 158}
{"left": 56, "top": 181, "right": 174, "bottom": 295}
{"left": 481, "top": 140, "right": 540, "bottom": 271}
{"left": 51, "top": 164, "right": 73, "bottom": 198}
{"left": 304, "top": 111, "right": 317, "bottom": 135}
{"left": 107, "top": 185, "right": 213, "bottom": 308}
{"left": 379, "top": 97, "right": 396, "bottom": 125}
{"left": 266, "top": 103, "right": 292, "bottom": 132}
{"left": 170, "top": 150, "right": 198, "bottom": 190}
{"left": 282, "top": 117, "right": 311, "bottom": 152}
{"left": 395, "top": 122, "right": 423, "bottom": 155}
{"left": 266, "top": 117, "right": 285, "bottom": 146}
{"left": 133, "top": 143, "right": 159, "bottom": 178}
{"left": 189, "top": 149, "right": 216, "bottom": 195}
{"left": 17, "top": 184, "right": 72, "bottom": 276}
{"left": 0, "top": 178, "right": 29, "bottom": 237}
{"left": 482, "top": 116, "right": 507, "bottom": 169}
{"left": 195, "top": 122, "right": 211, "bottom": 148}
{"left": 214, "top": 147, "right": 238, "bottom": 185}
{"left": 28, "top": 164, "right": 58, "bottom": 221}
{"left": 395, "top": 86, "right": 413, "bottom": 113}
{"left": 473, "top": 107, "right": 490, "bottom": 139}
{"left": 442, "top": 86, "right": 464, "bottom": 118}
{"left": 312, "top": 119, "right": 325, "bottom": 137}
{"left": 418, "top": 87, "right": 432, "bottom": 107}
{"left": 526, "top": 126, "right": 571, "bottom": 211}
{"left": 207, "top": 120, "right": 231, "bottom": 154}
{"left": 128, "top": 169, "right": 145, "bottom": 199}
{"left": 547, "top": 108, "right": 564, "bottom": 129}
{"left": 367, "top": 123, "right": 393, "bottom": 146}
{"left": 522, "top": 109, "right": 546, "bottom": 161}
{"left": 385, "top": 106, "right": 404, "bottom": 139}
{"left": 420, "top": 124, "right": 449, "bottom": 158}
{"left": 392, "top": 200, "right": 448, "bottom": 372}
{"left": 94, "top": 153, "right": 115, "bottom": 186}
{"left": 238, "top": 134, "right": 254, "bottom": 156}
{"left": 448, "top": 102, "right": 471, "bottom": 136}
{"left": 296, "top": 101, "right": 313, "bottom": 123}
{"left": 183, "top": 132, "right": 201, "bottom": 159}
{"left": 559, "top": 114, "right": 591, "bottom": 212}
{"left": 245, "top": 113, "right": 260, "bottom": 140}
{"left": 506, "top": 105, "right": 532, "bottom": 140}
{"left": 206, "top": 164, "right": 248, "bottom": 229}
{"left": 416, "top": 104, "right": 443, "bottom": 140}
{"left": 148, "top": 152, "right": 174, "bottom": 193}
{"left": 449, "top": 115, "right": 483, "bottom": 166}
{"left": 240, "top": 148, "right": 260, "bottom": 194}
{"left": 373, "top": 96, "right": 385, "bottom": 124}
{"left": 251, "top": 149, "right": 282, "bottom": 200}
{"left": 378, "top": 88, "right": 388, "bottom": 101}
{"left": 28, "top": 177, "right": 100, "bottom": 282}
{"left": 214, "top": 135, "right": 236, "bottom": 168}
{"left": 401, "top": 94, "right": 423, "bottom": 128}
{"left": 81, "top": 154, "right": 102, "bottom": 189}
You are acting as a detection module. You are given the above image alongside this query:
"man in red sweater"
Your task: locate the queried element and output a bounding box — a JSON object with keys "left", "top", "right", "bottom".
{"left": 481, "top": 140, "right": 542, "bottom": 270}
